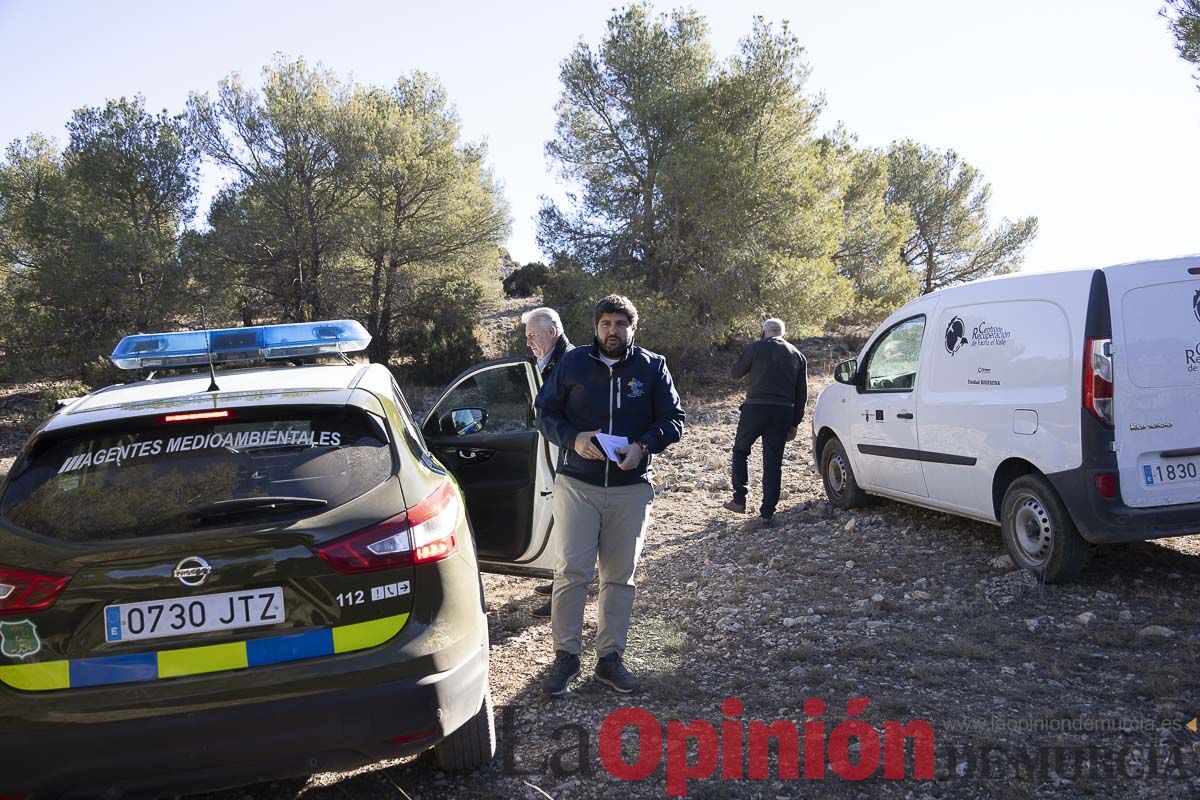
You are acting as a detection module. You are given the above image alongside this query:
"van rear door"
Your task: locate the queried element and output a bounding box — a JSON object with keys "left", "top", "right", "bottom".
{"left": 1105, "top": 256, "right": 1200, "bottom": 508}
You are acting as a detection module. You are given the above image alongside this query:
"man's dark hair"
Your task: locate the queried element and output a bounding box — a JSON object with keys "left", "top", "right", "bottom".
{"left": 593, "top": 294, "right": 639, "bottom": 328}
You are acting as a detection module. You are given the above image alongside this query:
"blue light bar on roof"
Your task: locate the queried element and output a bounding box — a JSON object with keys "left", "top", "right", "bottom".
{"left": 110, "top": 320, "right": 372, "bottom": 370}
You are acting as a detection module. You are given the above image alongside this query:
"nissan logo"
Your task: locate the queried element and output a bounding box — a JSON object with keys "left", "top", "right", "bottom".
{"left": 173, "top": 556, "right": 213, "bottom": 587}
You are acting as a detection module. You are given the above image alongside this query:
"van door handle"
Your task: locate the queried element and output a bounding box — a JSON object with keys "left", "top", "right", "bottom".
{"left": 896, "top": 412, "right": 914, "bottom": 420}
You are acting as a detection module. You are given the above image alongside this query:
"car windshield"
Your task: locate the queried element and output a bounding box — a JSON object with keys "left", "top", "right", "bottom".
{"left": 0, "top": 408, "right": 393, "bottom": 542}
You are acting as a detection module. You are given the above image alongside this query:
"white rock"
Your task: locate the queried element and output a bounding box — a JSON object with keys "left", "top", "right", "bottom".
{"left": 782, "top": 617, "right": 800, "bottom": 627}
{"left": 845, "top": 518, "right": 857, "bottom": 533}
{"left": 1118, "top": 610, "right": 1133, "bottom": 622}
{"left": 1075, "top": 612, "right": 1097, "bottom": 626}
{"left": 1025, "top": 618, "right": 1041, "bottom": 633}
{"left": 990, "top": 554, "right": 1014, "bottom": 570}
{"left": 1138, "top": 625, "right": 1175, "bottom": 639}
{"left": 871, "top": 593, "right": 885, "bottom": 603}
{"left": 845, "top": 560, "right": 855, "bottom": 569}
{"left": 911, "top": 590, "right": 932, "bottom": 601}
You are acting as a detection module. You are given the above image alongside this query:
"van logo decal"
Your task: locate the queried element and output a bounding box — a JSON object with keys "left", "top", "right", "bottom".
{"left": 944, "top": 317, "right": 968, "bottom": 356}
{"left": 1193, "top": 288, "right": 1200, "bottom": 324}
{"left": 1129, "top": 422, "right": 1173, "bottom": 431}
{"left": 0, "top": 620, "right": 42, "bottom": 660}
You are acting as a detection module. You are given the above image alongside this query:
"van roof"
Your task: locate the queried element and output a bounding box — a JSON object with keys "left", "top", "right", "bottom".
{"left": 894, "top": 254, "right": 1200, "bottom": 314}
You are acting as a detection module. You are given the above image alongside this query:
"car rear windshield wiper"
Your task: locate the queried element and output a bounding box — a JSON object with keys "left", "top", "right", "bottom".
{"left": 187, "top": 496, "right": 329, "bottom": 523}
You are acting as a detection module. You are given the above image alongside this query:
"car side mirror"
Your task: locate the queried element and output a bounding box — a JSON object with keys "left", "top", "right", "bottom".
{"left": 440, "top": 407, "right": 486, "bottom": 436}
{"left": 834, "top": 358, "right": 858, "bottom": 385}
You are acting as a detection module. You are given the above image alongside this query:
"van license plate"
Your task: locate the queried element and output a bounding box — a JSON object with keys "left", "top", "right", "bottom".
{"left": 104, "top": 588, "right": 285, "bottom": 643}
{"left": 1143, "top": 459, "right": 1200, "bottom": 487}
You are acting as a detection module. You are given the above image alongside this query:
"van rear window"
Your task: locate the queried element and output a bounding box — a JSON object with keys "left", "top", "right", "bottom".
{"left": 0, "top": 409, "right": 393, "bottom": 542}
{"left": 1120, "top": 281, "right": 1200, "bottom": 389}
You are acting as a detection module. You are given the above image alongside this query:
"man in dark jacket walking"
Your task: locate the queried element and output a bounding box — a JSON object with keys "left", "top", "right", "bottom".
{"left": 724, "top": 318, "right": 808, "bottom": 527}
{"left": 535, "top": 294, "right": 685, "bottom": 697}
{"left": 521, "top": 307, "right": 573, "bottom": 617}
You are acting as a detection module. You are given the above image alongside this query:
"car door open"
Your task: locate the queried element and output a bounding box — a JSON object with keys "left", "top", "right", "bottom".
{"left": 423, "top": 357, "right": 554, "bottom": 576}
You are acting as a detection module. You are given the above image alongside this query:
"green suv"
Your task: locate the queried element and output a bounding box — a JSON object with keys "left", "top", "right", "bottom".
{"left": 0, "top": 321, "right": 557, "bottom": 797}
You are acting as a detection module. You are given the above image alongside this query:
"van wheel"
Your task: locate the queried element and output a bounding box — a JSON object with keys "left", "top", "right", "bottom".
{"left": 435, "top": 689, "right": 496, "bottom": 771}
{"left": 821, "top": 437, "right": 868, "bottom": 509}
{"left": 1000, "top": 475, "right": 1088, "bottom": 583}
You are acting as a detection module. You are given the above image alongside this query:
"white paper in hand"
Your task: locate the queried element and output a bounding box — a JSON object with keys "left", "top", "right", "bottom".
{"left": 594, "top": 433, "right": 629, "bottom": 462}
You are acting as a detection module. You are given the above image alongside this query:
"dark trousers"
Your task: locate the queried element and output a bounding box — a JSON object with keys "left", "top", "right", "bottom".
{"left": 731, "top": 404, "right": 792, "bottom": 518}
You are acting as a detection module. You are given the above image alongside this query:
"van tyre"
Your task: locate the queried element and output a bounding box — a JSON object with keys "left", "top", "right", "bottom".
{"left": 820, "top": 437, "right": 869, "bottom": 510}
{"left": 435, "top": 689, "right": 496, "bottom": 771}
{"left": 1000, "top": 475, "right": 1088, "bottom": 583}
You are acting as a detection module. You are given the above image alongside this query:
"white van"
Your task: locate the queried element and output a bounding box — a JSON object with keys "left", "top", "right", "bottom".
{"left": 811, "top": 255, "right": 1200, "bottom": 582}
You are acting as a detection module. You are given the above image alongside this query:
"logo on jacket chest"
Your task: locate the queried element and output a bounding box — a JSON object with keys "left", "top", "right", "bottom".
{"left": 626, "top": 378, "right": 645, "bottom": 398}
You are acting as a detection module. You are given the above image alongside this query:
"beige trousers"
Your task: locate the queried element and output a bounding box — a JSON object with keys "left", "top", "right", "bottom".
{"left": 550, "top": 474, "right": 653, "bottom": 657}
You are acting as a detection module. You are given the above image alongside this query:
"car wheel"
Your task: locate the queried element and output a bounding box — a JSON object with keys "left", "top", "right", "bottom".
{"left": 1000, "top": 475, "right": 1088, "bottom": 583}
{"left": 435, "top": 688, "right": 496, "bottom": 771}
{"left": 820, "top": 437, "right": 869, "bottom": 509}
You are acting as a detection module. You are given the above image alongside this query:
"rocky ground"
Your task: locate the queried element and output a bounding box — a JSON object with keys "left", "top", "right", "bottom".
{"left": 3, "top": 302, "right": 1198, "bottom": 799}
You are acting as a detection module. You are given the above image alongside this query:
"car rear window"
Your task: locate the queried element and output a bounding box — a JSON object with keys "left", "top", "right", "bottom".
{"left": 0, "top": 408, "right": 394, "bottom": 542}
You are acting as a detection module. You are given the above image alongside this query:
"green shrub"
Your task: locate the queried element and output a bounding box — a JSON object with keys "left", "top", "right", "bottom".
{"left": 392, "top": 278, "right": 486, "bottom": 384}
{"left": 502, "top": 262, "right": 549, "bottom": 297}
{"left": 16, "top": 381, "right": 94, "bottom": 432}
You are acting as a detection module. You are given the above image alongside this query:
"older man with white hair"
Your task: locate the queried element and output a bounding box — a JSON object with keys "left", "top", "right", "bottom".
{"left": 521, "top": 307, "right": 573, "bottom": 616}
{"left": 724, "top": 317, "right": 808, "bottom": 528}
{"left": 522, "top": 306, "right": 573, "bottom": 383}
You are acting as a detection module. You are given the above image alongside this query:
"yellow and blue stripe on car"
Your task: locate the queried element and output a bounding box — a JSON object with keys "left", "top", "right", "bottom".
{"left": 0, "top": 613, "right": 408, "bottom": 692}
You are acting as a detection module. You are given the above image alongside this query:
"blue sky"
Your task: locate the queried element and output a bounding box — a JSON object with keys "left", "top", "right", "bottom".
{"left": 1, "top": 0, "right": 1197, "bottom": 273}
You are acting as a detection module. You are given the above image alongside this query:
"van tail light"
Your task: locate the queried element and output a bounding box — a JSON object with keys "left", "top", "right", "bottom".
{"left": 1083, "top": 337, "right": 1114, "bottom": 428}
{"left": 313, "top": 482, "right": 460, "bottom": 573}
{"left": 1093, "top": 473, "right": 1118, "bottom": 499}
{"left": 0, "top": 564, "right": 71, "bottom": 616}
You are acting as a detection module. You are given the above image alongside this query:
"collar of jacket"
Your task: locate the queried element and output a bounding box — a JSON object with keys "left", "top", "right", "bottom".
{"left": 587, "top": 339, "right": 636, "bottom": 365}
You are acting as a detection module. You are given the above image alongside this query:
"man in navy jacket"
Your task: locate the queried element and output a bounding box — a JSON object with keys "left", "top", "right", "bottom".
{"left": 534, "top": 294, "right": 684, "bottom": 696}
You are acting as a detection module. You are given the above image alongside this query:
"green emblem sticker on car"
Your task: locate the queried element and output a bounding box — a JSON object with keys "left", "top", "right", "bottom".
{"left": 0, "top": 620, "right": 42, "bottom": 660}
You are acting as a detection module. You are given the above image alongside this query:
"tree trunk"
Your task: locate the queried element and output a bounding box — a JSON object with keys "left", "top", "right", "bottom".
{"left": 366, "top": 252, "right": 385, "bottom": 351}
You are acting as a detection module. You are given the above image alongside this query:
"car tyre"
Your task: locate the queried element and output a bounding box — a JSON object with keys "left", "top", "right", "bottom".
{"left": 820, "top": 437, "right": 869, "bottom": 509}
{"left": 435, "top": 688, "right": 496, "bottom": 771}
{"left": 1000, "top": 474, "right": 1088, "bottom": 583}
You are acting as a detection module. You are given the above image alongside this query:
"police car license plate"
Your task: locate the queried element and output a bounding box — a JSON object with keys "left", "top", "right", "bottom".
{"left": 1142, "top": 458, "right": 1200, "bottom": 486}
{"left": 104, "top": 588, "right": 285, "bottom": 643}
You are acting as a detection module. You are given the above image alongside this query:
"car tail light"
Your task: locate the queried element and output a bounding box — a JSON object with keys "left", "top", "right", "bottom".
{"left": 0, "top": 564, "right": 71, "bottom": 616}
{"left": 1093, "top": 473, "right": 1117, "bottom": 499}
{"left": 161, "top": 409, "right": 233, "bottom": 423}
{"left": 388, "top": 727, "right": 438, "bottom": 746}
{"left": 1083, "top": 337, "right": 1114, "bottom": 428}
{"left": 313, "top": 482, "right": 460, "bottom": 573}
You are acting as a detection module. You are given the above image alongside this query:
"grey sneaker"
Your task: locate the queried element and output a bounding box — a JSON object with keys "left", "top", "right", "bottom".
{"left": 534, "top": 583, "right": 553, "bottom": 596}
{"left": 723, "top": 499, "right": 747, "bottom": 514}
{"left": 594, "top": 652, "right": 640, "bottom": 694}
{"left": 532, "top": 600, "right": 552, "bottom": 618}
{"left": 543, "top": 651, "right": 580, "bottom": 697}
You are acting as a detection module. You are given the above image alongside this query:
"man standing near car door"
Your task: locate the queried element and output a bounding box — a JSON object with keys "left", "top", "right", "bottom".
{"left": 521, "top": 307, "right": 573, "bottom": 618}
{"left": 535, "top": 294, "right": 685, "bottom": 696}
{"left": 724, "top": 318, "right": 808, "bottom": 529}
